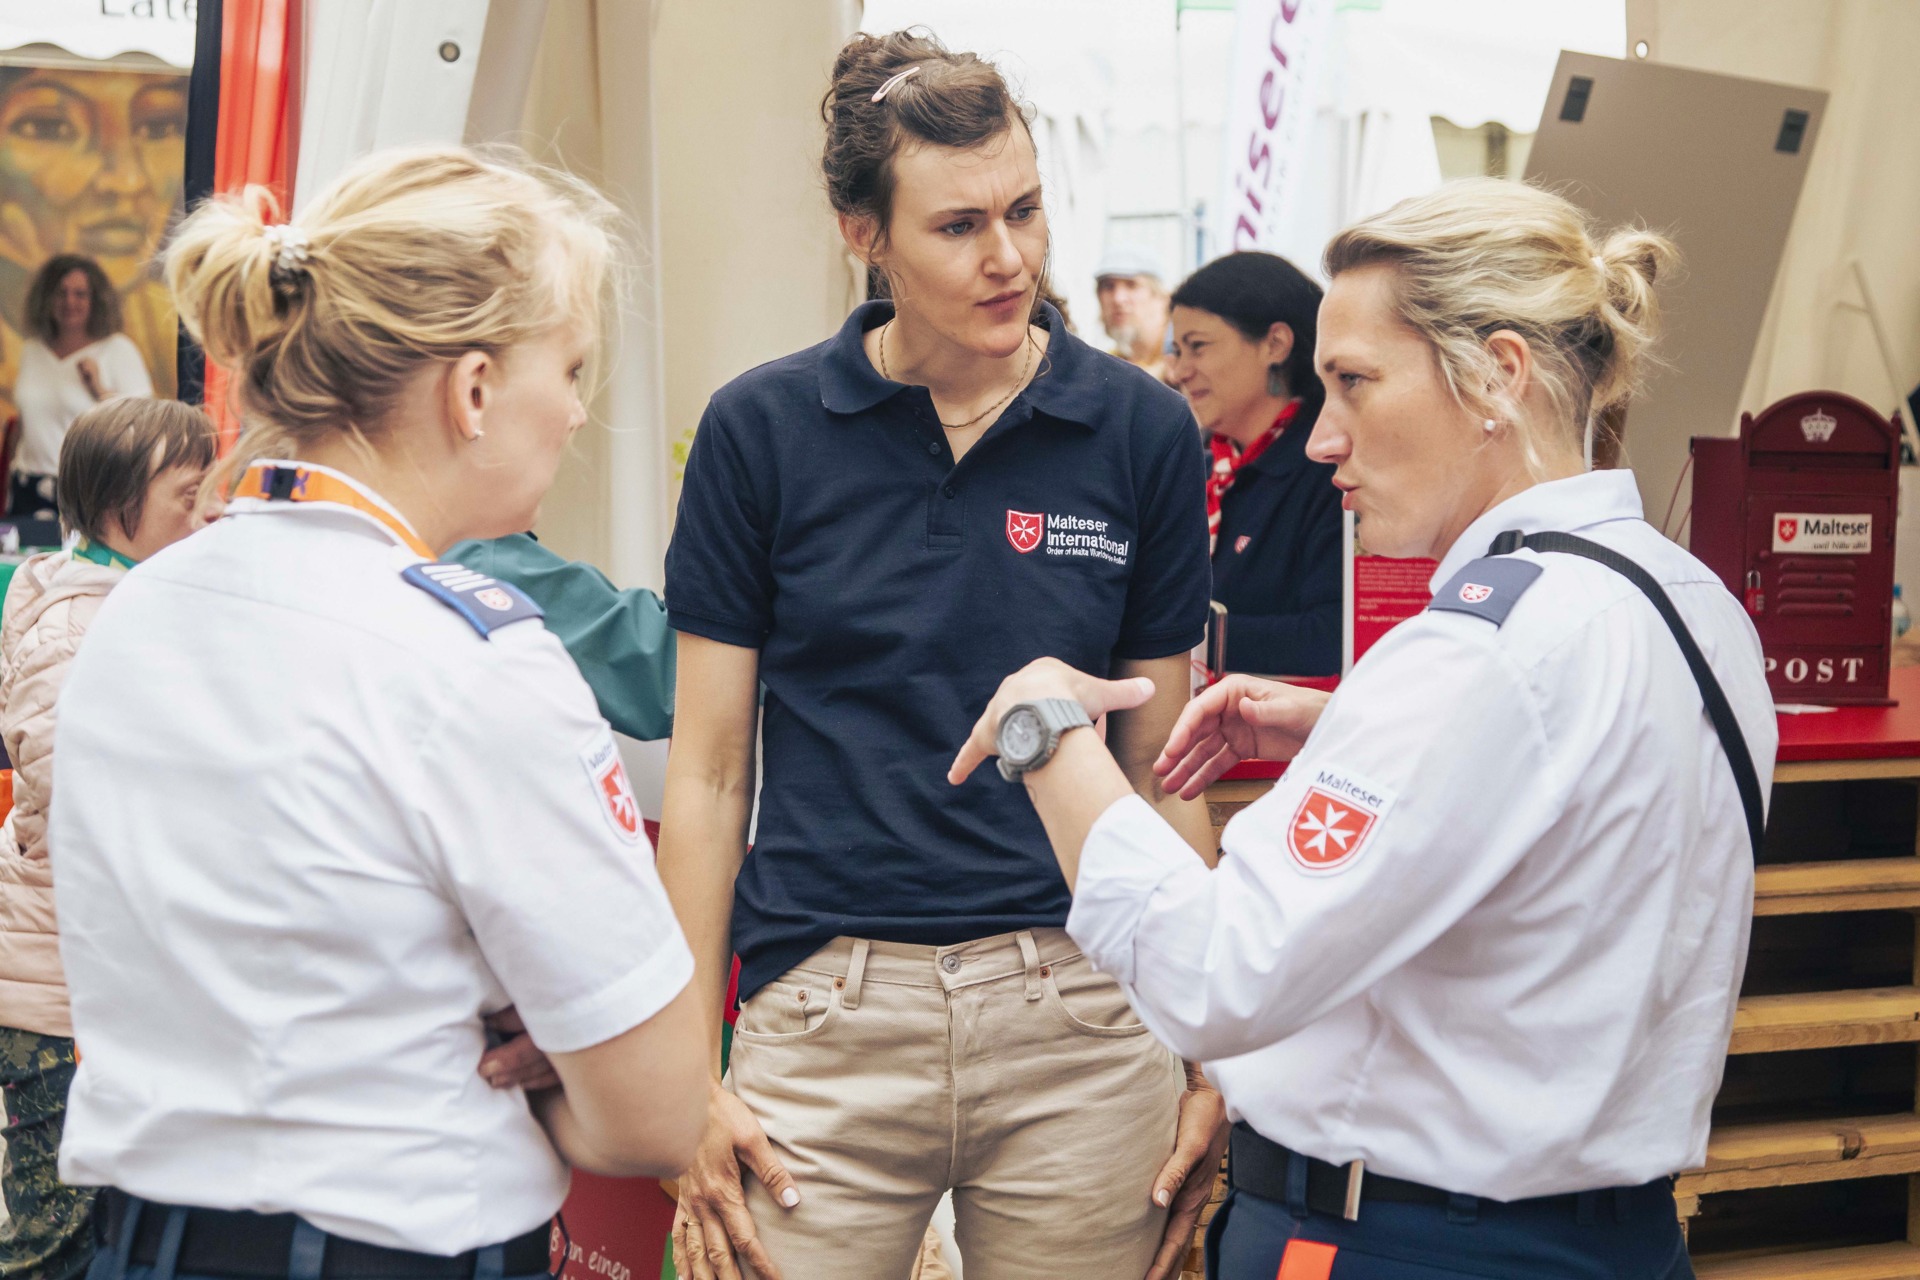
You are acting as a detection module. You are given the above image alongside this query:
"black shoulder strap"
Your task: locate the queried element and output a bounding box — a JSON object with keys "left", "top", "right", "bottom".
{"left": 1489, "top": 529, "right": 1766, "bottom": 859}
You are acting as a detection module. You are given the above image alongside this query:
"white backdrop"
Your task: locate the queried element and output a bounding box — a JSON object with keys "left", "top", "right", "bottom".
{"left": 0, "top": 0, "right": 195, "bottom": 67}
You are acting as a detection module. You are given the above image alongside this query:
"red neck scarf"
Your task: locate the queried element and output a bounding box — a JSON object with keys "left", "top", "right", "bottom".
{"left": 1207, "top": 399, "right": 1300, "bottom": 553}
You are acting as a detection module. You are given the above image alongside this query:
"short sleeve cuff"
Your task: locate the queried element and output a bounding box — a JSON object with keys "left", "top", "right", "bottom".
{"left": 519, "top": 932, "right": 696, "bottom": 1054}
{"left": 1066, "top": 793, "right": 1196, "bottom": 987}
{"left": 1112, "top": 627, "right": 1206, "bottom": 662}
{"left": 666, "top": 604, "right": 767, "bottom": 650}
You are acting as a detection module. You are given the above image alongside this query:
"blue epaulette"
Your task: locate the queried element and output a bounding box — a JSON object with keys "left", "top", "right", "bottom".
{"left": 1427, "top": 556, "right": 1544, "bottom": 627}
{"left": 401, "top": 562, "right": 544, "bottom": 638}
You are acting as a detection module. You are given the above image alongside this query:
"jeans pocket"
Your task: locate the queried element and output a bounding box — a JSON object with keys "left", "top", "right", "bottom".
{"left": 1041, "top": 952, "right": 1148, "bottom": 1038}
{"left": 732, "top": 977, "right": 839, "bottom": 1044}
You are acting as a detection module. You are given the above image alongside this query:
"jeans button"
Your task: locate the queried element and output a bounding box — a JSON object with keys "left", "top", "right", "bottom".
{"left": 940, "top": 954, "right": 961, "bottom": 974}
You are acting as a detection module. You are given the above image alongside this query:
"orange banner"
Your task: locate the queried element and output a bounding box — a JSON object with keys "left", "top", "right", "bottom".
{"left": 206, "top": 0, "right": 297, "bottom": 451}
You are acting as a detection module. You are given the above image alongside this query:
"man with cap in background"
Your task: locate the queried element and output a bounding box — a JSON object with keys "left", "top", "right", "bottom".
{"left": 1095, "top": 245, "right": 1174, "bottom": 383}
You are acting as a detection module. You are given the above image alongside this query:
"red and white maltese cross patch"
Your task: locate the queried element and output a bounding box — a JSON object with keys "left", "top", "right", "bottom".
{"left": 1006, "top": 509, "right": 1043, "bottom": 554}
{"left": 580, "top": 735, "right": 642, "bottom": 844}
{"left": 1286, "top": 766, "right": 1397, "bottom": 874}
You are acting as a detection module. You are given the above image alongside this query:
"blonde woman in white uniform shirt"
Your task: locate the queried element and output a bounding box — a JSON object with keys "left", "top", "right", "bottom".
{"left": 953, "top": 180, "right": 1776, "bottom": 1280}
{"left": 46, "top": 148, "right": 707, "bottom": 1280}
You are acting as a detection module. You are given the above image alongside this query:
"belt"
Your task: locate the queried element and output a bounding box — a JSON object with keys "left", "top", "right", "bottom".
{"left": 1228, "top": 1122, "right": 1636, "bottom": 1222}
{"left": 103, "top": 1191, "right": 552, "bottom": 1279}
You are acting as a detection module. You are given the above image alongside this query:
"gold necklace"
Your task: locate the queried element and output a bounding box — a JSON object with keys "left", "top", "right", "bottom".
{"left": 880, "top": 320, "right": 1037, "bottom": 431}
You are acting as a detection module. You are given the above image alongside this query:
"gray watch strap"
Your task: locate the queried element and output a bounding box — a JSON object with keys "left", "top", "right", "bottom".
{"left": 997, "top": 697, "right": 1094, "bottom": 782}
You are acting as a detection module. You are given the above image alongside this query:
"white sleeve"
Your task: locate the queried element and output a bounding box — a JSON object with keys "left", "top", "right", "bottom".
{"left": 1066, "top": 617, "right": 1571, "bottom": 1064}
{"left": 413, "top": 626, "right": 693, "bottom": 1054}
{"left": 100, "top": 335, "right": 153, "bottom": 398}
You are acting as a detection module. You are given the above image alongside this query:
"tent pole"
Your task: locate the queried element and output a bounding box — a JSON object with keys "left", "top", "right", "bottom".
{"left": 1174, "top": 2, "right": 1191, "bottom": 271}
{"left": 178, "top": 0, "right": 224, "bottom": 407}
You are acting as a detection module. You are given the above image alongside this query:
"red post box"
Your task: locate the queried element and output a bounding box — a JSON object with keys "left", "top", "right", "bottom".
{"left": 1691, "top": 391, "right": 1901, "bottom": 705}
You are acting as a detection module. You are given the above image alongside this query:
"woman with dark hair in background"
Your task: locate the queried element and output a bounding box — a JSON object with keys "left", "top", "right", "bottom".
{"left": 1170, "top": 252, "right": 1341, "bottom": 676}
{"left": 661, "top": 28, "right": 1225, "bottom": 1280}
{"left": 11, "top": 254, "right": 151, "bottom": 522}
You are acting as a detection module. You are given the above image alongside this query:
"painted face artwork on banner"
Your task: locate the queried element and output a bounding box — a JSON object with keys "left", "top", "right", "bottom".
{"left": 0, "top": 63, "right": 187, "bottom": 408}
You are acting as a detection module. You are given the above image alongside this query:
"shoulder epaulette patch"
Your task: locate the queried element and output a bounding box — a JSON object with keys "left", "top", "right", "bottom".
{"left": 1428, "top": 556, "right": 1544, "bottom": 627}
{"left": 402, "top": 562, "right": 544, "bottom": 638}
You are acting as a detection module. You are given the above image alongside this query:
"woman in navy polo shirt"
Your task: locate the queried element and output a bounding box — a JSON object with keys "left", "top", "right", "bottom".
{"left": 660, "top": 30, "right": 1224, "bottom": 1280}
{"left": 1169, "top": 252, "right": 1342, "bottom": 676}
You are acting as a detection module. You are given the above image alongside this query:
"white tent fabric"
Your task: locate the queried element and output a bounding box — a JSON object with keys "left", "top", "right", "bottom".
{"left": 0, "top": 1, "right": 196, "bottom": 67}
{"left": 293, "top": 0, "right": 491, "bottom": 214}
{"left": 514, "top": 0, "right": 672, "bottom": 592}
{"left": 1262, "top": 0, "right": 1622, "bottom": 274}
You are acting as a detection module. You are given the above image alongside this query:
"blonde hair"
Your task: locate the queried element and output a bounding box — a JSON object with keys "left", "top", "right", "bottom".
{"left": 1324, "top": 178, "right": 1677, "bottom": 476}
{"left": 167, "top": 145, "right": 620, "bottom": 458}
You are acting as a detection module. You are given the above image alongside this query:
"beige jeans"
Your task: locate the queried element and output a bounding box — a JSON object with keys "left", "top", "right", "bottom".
{"left": 727, "top": 928, "right": 1184, "bottom": 1280}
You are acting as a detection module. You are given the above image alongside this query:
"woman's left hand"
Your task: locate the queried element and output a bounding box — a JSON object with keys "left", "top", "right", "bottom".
{"left": 478, "top": 1006, "right": 560, "bottom": 1092}
{"left": 948, "top": 657, "right": 1156, "bottom": 785}
{"left": 1141, "top": 1073, "right": 1230, "bottom": 1280}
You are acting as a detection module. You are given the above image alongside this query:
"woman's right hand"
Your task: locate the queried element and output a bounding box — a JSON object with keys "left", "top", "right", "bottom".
{"left": 672, "top": 1081, "right": 801, "bottom": 1280}
{"left": 1154, "top": 674, "right": 1331, "bottom": 799}
{"left": 75, "top": 357, "right": 103, "bottom": 400}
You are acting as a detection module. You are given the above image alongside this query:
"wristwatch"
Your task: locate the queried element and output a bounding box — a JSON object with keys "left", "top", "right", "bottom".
{"left": 996, "top": 698, "right": 1094, "bottom": 782}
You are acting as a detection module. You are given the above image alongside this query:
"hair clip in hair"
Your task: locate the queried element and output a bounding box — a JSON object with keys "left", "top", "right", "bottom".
{"left": 262, "top": 224, "right": 311, "bottom": 283}
{"left": 872, "top": 65, "right": 921, "bottom": 102}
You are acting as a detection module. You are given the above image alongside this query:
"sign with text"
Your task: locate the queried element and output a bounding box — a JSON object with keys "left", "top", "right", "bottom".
{"left": 1343, "top": 509, "right": 1434, "bottom": 669}
{"left": 1213, "top": 0, "right": 1327, "bottom": 256}
{"left": 0, "top": 2, "right": 197, "bottom": 69}
{"left": 1772, "top": 512, "right": 1872, "bottom": 555}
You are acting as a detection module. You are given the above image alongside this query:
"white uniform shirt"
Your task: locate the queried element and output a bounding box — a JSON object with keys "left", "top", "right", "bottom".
{"left": 1069, "top": 470, "right": 1777, "bottom": 1201}
{"left": 12, "top": 335, "right": 154, "bottom": 476}
{"left": 48, "top": 466, "right": 694, "bottom": 1253}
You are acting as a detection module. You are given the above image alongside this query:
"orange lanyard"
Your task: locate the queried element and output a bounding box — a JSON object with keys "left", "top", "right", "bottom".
{"left": 230, "top": 462, "right": 437, "bottom": 560}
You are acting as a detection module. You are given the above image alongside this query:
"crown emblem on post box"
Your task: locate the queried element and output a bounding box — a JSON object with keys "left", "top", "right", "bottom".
{"left": 1800, "top": 408, "right": 1838, "bottom": 442}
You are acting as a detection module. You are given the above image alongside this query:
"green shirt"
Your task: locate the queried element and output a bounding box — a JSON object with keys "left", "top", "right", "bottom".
{"left": 447, "top": 534, "right": 675, "bottom": 741}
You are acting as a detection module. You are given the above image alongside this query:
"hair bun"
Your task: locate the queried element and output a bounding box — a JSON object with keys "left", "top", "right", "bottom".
{"left": 166, "top": 185, "right": 301, "bottom": 370}
{"left": 166, "top": 145, "right": 619, "bottom": 455}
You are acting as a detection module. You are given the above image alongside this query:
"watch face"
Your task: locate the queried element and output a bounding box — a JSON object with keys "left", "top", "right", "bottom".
{"left": 998, "top": 706, "right": 1046, "bottom": 766}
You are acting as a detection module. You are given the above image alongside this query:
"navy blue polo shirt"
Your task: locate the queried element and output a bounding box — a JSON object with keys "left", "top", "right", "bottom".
{"left": 666, "top": 300, "right": 1210, "bottom": 1000}
{"left": 1210, "top": 405, "right": 1343, "bottom": 676}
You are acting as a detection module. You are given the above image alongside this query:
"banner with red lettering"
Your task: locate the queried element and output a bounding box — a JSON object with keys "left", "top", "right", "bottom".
{"left": 1343, "top": 509, "right": 1434, "bottom": 670}
{"left": 1213, "top": 0, "right": 1329, "bottom": 257}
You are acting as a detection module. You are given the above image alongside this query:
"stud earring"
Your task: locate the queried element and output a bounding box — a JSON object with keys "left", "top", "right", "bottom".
{"left": 470, "top": 430, "right": 485, "bottom": 442}
{"left": 1483, "top": 419, "right": 1498, "bottom": 434}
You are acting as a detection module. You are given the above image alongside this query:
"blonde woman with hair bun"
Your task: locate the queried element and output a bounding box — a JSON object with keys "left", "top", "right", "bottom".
{"left": 45, "top": 146, "right": 708, "bottom": 1280}
{"left": 954, "top": 178, "right": 1777, "bottom": 1278}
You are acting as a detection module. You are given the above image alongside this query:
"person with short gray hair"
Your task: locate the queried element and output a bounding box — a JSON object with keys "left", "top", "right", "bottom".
{"left": 1095, "top": 244, "right": 1173, "bottom": 381}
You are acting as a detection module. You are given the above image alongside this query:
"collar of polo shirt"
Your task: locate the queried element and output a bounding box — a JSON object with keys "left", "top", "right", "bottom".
{"left": 819, "top": 299, "right": 1103, "bottom": 430}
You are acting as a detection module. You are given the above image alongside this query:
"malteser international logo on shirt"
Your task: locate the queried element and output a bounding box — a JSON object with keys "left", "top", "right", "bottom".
{"left": 1286, "top": 765, "right": 1397, "bottom": 875}
{"left": 1004, "top": 509, "right": 1132, "bottom": 566}
{"left": 580, "top": 735, "right": 642, "bottom": 844}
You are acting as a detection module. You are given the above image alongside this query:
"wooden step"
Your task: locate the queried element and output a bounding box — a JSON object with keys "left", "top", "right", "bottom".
{"left": 1678, "top": 1113, "right": 1920, "bottom": 1196}
{"left": 1694, "top": 1241, "right": 1920, "bottom": 1279}
{"left": 1731, "top": 987, "right": 1920, "bottom": 1054}
{"left": 1755, "top": 859, "right": 1920, "bottom": 916}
